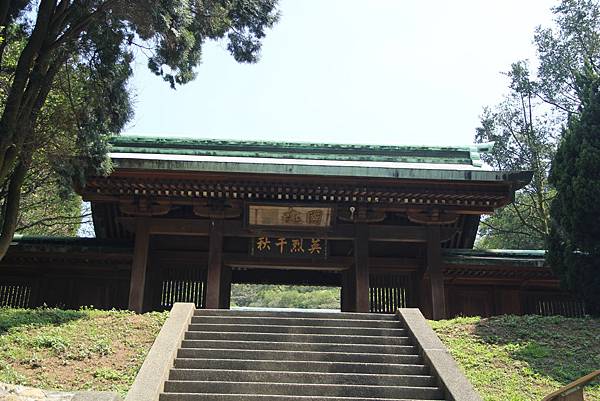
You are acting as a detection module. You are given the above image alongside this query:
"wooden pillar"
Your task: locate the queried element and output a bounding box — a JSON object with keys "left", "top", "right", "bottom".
{"left": 341, "top": 269, "right": 356, "bottom": 312}
{"left": 219, "top": 266, "right": 232, "bottom": 309}
{"left": 205, "top": 219, "right": 224, "bottom": 309}
{"left": 427, "top": 225, "right": 446, "bottom": 320}
{"left": 354, "top": 224, "right": 370, "bottom": 313}
{"left": 144, "top": 252, "right": 161, "bottom": 312}
{"left": 128, "top": 218, "right": 150, "bottom": 313}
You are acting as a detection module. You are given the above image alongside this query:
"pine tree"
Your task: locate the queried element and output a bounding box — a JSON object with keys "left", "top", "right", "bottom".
{"left": 547, "top": 68, "right": 600, "bottom": 316}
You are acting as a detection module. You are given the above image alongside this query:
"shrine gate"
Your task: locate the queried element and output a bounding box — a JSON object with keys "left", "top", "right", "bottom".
{"left": 0, "top": 135, "right": 585, "bottom": 319}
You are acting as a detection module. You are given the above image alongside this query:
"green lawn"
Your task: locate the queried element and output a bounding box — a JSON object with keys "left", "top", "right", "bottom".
{"left": 0, "top": 307, "right": 168, "bottom": 397}
{"left": 430, "top": 315, "right": 600, "bottom": 401}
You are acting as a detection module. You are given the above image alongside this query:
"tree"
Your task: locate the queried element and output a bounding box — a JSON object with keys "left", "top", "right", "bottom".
{"left": 1, "top": 31, "right": 94, "bottom": 236}
{"left": 535, "top": 0, "right": 600, "bottom": 113}
{"left": 475, "top": 62, "right": 560, "bottom": 249}
{"left": 0, "top": 1, "right": 280, "bottom": 257}
{"left": 476, "top": 0, "right": 600, "bottom": 249}
{"left": 476, "top": 194, "right": 548, "bottom": 250}
{"left": 547, "top": 68, "right": 600, "bottom": 316}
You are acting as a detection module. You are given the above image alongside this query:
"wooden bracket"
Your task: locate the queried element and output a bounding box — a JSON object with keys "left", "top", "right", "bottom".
{"left": 338, "top": 206, "right": 386, "bottom": 223}
{"left": 193, "top": 200, "right": 242, "bottom": 219}
{"left": 407, "top": 209, "right": 459, "bottom": 225}
{"left": 119, "top": 199, "right": 171, "bottom": 216}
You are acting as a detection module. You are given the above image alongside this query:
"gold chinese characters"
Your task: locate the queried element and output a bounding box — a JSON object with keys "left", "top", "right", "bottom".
{"left": 254, "top": 237, "right": 323, "bottom": 255}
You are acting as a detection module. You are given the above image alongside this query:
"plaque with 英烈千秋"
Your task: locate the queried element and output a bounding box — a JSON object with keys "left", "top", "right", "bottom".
{"left": 250, "top": 237, "right": 328, "bottom": 259}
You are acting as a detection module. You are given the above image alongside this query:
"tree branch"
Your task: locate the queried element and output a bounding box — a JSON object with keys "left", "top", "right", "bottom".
{"left": 48, "top": 0, "right": 119, "bottom": 52}
{"left": 479, "top": 218, "right": 534, "bottom": 237}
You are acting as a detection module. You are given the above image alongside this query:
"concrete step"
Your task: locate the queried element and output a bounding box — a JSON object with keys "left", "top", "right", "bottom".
{"left": 191, "top": 315, "right": 401, "bottom": 328}
{"left": 177, "top": 348, "right": 422, "bottom": 364}
{"left": 179, "top": 339, "right": 415, "bottom": 352}
{"left": 168, "top": 368, "right": 437, "bottom": 387}
{"left": 163, "top": 380, "right": 444, "bottom": 399}
{"left": 184, "top": 331, "right": 408, "bottom": 345}
{"left": 160, "top": 394, "right": 445, "bottom": 401}
{"left": 173, "top": 358, "right": 430, "bottom": 375}
{"left": 194, "top": 309, "right": 397, "bottom": 320}
{"left": 187, "top": 323, "right": 407, "bottom": 336}
{"left": 154, "top": 310, "right": 452, "bottom": 401}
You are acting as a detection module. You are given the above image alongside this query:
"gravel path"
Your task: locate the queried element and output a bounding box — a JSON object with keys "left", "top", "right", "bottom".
{"left": 0, "top": 383, "right": 120, "bottom": 401}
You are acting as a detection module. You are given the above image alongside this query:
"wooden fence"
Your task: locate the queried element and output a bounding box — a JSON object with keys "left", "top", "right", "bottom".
{"left": 369, "top": 272, "right": 412, "bottom": 313}
{"left": 0, "top": 282, "right": 32, "bottom": 308}
{"left": 157, "top": 264, "right": 208, "bottom": 310}
{"left": 522, "top": 292, "right": 586, "bottom": 318}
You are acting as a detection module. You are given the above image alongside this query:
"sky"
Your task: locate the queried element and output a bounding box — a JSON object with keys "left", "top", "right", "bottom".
{"left": 124, "top": 0, "right": 557, "bottom": 146}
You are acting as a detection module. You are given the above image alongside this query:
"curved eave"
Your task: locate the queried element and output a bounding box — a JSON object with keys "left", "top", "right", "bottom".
{"left": 110, "top": 152, "right": 533, "bottom": 184}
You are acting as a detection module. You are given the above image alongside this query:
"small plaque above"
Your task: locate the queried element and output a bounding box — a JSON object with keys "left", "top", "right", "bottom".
{"left": 248, "top": 205, "right": 332, "bottom": 227}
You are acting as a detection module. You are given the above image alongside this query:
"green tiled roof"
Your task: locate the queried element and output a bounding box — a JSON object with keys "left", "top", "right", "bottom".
{"left": 444, "top": 249, "right": 547, "bottom": 267}
{"left": 110, "top": 134, "right": 491, "bottom": 167}
{"left": 108, "top": 134, "right": 533, "bottom": 184}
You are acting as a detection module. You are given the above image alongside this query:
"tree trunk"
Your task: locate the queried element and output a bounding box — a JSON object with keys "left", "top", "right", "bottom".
{"left": 0, "top": 0, "right": 55, "bottom": 185}
{"left": 0, "top": 156, "right": 30, "bottom": 260}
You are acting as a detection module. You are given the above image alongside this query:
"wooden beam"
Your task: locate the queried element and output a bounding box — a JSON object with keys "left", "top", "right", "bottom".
{"left": 149, "top": 250, "right": 421, "bottom": 271}
{"left": 205, "top": 220, "right": 224, "bottom": 309}
{"left": 427, "top": 225, "right": 446, "bottom": 320}
{"left": 233, "top": 269, "right": 341, "bottom": 286}
{"left": 354, "top": 223, "right": 370, "bottom": 313}
{"left": 128, "top": 218, "right": 150, "bottom": 313}
{"left": 118, "top": 217, "right": 459, "bottom": 243}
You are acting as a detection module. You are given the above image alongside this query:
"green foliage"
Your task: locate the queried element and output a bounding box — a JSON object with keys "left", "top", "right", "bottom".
{"left": 476, "top": 0, "right": 600, "bottom": 250}
{"left": 476, "top": 194, "right": 548, "bottom": 250}
{"left": 231, "top": 285, "right": 341, "bottom": 309}
{"left": 475, "top": 63, "right": 559, "bottom": 249}
{"left": 0, "top": 0, "right": 279, "bottom": 249}
{"left": 535, "top": 0, "right": 600, "bottom": 112}
{"left": 547, "top": 69, "right": 600, "bottom": 316}
{"left": 0, "top": 28, "right": 87, "bottom": 236}
{"left": 430, "top": 314, "right": 600, "bottom": 401}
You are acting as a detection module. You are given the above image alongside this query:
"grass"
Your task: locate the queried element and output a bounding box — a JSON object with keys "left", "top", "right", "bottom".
{"left": 1, "top": 308, "right": 598, "bottom": 400}
{"left": 0, "top": 307, "right": 168, "bottom": 397}
{"left": 430, "top": 314, "right": 600, "bottom": 401}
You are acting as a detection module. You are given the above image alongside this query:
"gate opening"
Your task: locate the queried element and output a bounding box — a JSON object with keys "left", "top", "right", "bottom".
{"left": 230, "top": 284, "right": 341, "bottom": 311}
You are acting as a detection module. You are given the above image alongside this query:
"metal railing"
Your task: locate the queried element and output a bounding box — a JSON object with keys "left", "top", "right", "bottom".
{"left": 541, "top": 370, "right": 600, "bottom": 401}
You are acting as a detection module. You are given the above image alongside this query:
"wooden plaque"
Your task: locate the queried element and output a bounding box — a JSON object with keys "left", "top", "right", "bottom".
{"left": 248, "top": 205, "right": 332, "bottom": 228}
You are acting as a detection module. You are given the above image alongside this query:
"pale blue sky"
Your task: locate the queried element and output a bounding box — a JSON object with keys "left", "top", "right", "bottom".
{"left": 124, "top": 0, "right": 556, "bottom": 146}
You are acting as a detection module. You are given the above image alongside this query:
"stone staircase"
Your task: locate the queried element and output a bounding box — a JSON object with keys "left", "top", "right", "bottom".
{"left": 158, "top": 309, "right": 447, "bottom": 401}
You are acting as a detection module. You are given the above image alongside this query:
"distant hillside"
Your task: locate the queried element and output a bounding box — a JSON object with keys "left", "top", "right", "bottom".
{"left": 230, "top": 284, "right": 340, "bottom": 309}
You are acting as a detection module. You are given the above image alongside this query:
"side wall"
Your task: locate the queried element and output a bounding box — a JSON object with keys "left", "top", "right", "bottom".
{"left": 0, "top": 244, "right": 585, "bottom": 318}
{"left": 0, "top": 245, "right": 132, "bottom": 310}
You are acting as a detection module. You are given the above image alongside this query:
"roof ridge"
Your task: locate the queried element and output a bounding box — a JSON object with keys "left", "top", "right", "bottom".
{"left": 112, "top": 133, "right": 485, "bottom": 151}
{"left": 110, "top": 134, "right": 493, "bottom": 168}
